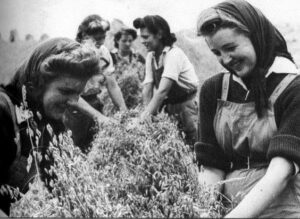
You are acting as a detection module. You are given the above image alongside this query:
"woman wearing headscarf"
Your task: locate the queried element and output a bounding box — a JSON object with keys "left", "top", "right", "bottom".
{"left": 195, "top": 0, "right": 300, "bottom": 217}
{"left": 0, "top": 38, "right": 100, "bottom": 216}
{"left": 133, "top": 15, "right": 199, "bottom": 146}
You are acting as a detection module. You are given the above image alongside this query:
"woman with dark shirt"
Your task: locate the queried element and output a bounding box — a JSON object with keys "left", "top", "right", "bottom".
{"left": 195, "top": 0, "right": 300, "bottom": 217}
{"left": 0, "top": 37, "right": 100, "bottom": 216}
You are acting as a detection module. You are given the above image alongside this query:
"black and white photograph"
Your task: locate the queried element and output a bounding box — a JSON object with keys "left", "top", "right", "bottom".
{"left": 1, "top": 0, "right": 300, "bottom": 217}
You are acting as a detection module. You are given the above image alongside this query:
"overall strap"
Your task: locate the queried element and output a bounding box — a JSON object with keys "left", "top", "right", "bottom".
{"left": 221, "top": 73, "right": 230, "bottom": 101}
{"left": 0, "top": 92, "right": 21, "bottom": 158}
{"left": 151, "top": 56, "right": 162, "bottom": 89}
{"left": 269, "top": 74, "right": 298, "bottom": 104}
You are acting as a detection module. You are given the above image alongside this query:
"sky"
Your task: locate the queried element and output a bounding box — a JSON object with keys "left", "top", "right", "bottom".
{"left": 0, "top": 0, "right": 300, "bottom": 40}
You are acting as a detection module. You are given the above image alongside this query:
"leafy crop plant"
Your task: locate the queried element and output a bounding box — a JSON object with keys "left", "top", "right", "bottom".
{"left": 11, "top": 109, "right": 229, "bottom": 217}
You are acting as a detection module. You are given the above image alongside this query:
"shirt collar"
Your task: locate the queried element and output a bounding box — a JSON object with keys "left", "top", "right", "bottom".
{"left": 233, "top": 56, "right": 299, "bottom": 91}
{"left": 151, "top": 46, "right": 172, "bottom": 68}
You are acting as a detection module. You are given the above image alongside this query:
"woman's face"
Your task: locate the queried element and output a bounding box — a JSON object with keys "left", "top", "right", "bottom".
{"left": 83, "top": 32, "right": 106, "bottom": 48}
{"left": 140, "top": 27, "right": 162, "bottom": 52}
{"left": 205, "top": 28, "right": 257, "bottom": 78}
{"left": 42, "top": 75, "right": 87, "bottom": 121}
{"left": 118, "top": 34, "right": 134, "bottom": 53}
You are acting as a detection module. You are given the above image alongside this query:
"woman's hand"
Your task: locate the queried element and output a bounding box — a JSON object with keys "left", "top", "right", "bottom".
{"left": 140, "top": 110, "right": 151, "bottom": 122}
{"left": 66, "top": 97, "right": 117, "bottom": 125}
{"left": 225, "top": 156, "right": 294, "bottom": 218}
{"left": 198, "top": 165, "right": 225, "bottom": 203}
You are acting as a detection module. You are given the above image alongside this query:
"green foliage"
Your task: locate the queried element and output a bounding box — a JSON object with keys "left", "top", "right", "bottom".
{"left": 10, "top": 110, "right": 227, "bottom": 217}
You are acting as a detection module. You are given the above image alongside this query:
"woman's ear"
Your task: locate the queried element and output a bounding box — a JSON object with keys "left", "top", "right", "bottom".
{"left": 157, "top": 31, "right": 163, "bottom": 40}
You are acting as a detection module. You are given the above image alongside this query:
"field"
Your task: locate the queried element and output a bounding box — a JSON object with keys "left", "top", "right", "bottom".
{"left": 2, "top": 22, "right": 300, "bottom": 217}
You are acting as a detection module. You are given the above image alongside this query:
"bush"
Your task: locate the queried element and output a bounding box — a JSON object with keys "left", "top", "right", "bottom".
{"left": 10, "top": 109, "right": 227, "bottom": 217}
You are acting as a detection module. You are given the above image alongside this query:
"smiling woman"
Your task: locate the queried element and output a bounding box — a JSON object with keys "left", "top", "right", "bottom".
{"left": 195, "top": 0, "right": 300, "bottom": 217}
{"left": 0, "top": 37, "right": 100, "bottom": 216}
{"left": 205, "top": 28, "right": 257, "bottom": 78}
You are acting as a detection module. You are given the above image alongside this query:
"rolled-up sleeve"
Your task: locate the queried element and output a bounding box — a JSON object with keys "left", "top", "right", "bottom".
{"left": 143, "top": 53, "right": 154, "bottom": 85}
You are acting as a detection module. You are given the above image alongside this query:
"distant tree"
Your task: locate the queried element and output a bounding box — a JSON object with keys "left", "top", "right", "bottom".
{"left": 25, "top": 34, "right": 34, "bottom": 41}
{"left": 9, "top": 29, "right": 19, "bottom": 42}
{"left": 40, "top": 33, "right": 49, "bottom": 41}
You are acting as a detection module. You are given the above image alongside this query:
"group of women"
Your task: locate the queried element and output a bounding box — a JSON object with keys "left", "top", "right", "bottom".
{"left": 1, "top": 0, "right": 300, "bottom": 217}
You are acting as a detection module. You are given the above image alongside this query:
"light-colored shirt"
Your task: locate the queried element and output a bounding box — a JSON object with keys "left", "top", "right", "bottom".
{"left": 143, "top": 46, "right": 198, "bottom": 91}
{"left": 84, "top": 45, "right": 115, "bottom": 94}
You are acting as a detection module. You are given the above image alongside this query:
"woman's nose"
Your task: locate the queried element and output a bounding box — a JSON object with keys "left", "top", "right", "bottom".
{"left": 69, "top": 94, "right": 80, "bottom": 103}
{"left": 141, "top": 38, "right": 147, "bottom": 44}
{"left": 220, "top": 53, "right": 232, "bottom": 66}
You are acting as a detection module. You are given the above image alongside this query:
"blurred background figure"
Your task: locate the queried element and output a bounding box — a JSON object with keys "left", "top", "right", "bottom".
{"left": 111, "top": 27, "right": 145, "bottom": 82}
{"left": 107, "top": 28, "right": 146, "bottom": 110}
{"left": 64, "top": 14, "right": 127, "bottom": 150}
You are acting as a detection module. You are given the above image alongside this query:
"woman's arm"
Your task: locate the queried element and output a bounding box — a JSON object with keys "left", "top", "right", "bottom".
{"left": 225, "top": 156, "right": 294, "bottom": 218}
{"left": 141, "top": 78, "right": 173, "bottom": 120}
{"left": 105, "top": 75, "right": 127, "bottom": 111}
{"left": 67, "top": 97, "right": 111, "bottom": 123}
{"left": 142, "top": 83, "right": 153, "bottom": 106}
{"left": 198, "top": 165, "right": 225, "bottom": 201}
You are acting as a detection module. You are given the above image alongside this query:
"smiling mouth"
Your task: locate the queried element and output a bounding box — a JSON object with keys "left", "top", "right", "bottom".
{"left": 229, "top": 60, "right": 242, "bottom": 71}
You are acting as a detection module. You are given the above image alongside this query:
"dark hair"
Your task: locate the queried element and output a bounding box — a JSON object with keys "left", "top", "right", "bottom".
{"left": 7, "top": 38, "right": 100, "bottom": 111}
{"left": 133, "top": 15, "right": 176, "bottom": 46}
{"left": 114, "top": 28, "right": 137, "bottom": 48}
{"left": 76, "top": 14, "right": 110, "bottom": 43}
{"left": 200, "top": 19, "right": 249, "bottom": 37}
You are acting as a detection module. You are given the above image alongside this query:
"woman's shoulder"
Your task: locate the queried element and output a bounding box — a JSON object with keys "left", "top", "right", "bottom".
{"left": 199, "top": 72, "right": 226, "bottom": 102}
{"left": 201, "top": 72, "right": 226, "bottom": 91}
{"left": 168, "top": 46, "right": 186, "bottom": 57}
{"left": 277, "top": 74, "right": 300, "bottom": 101}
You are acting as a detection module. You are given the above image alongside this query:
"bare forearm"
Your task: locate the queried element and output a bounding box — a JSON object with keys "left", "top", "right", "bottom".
{"left": 142, "top": 85, "right": 153, "bottom": 106}
{"left": 145, "top": 91, "right": 167, "bottom": 114}
{"left": 68, "top": 97, "right": 109, "bottom": 122}
{"left": 106, "top": 77, "right": 127, "bottom": 111}
{"left": 225, "top": 157, "right": 293, "bottom": 218}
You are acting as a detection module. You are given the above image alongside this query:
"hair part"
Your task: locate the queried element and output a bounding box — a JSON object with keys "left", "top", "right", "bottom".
{"left": 133, "top": 15, "right": 177, "bottom": 46}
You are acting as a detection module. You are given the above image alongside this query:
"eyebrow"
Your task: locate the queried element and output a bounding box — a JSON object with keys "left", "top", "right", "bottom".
{"left": 221, "top": 42, "right": 236, "bottom": 49}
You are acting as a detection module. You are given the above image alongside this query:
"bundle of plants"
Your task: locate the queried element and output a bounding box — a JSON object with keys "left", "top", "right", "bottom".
{"left": 100, "top": 72, "right": 142, "bottom": 116}
{"left": 10, "top": 110, "right": 227, "bottom": 217}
